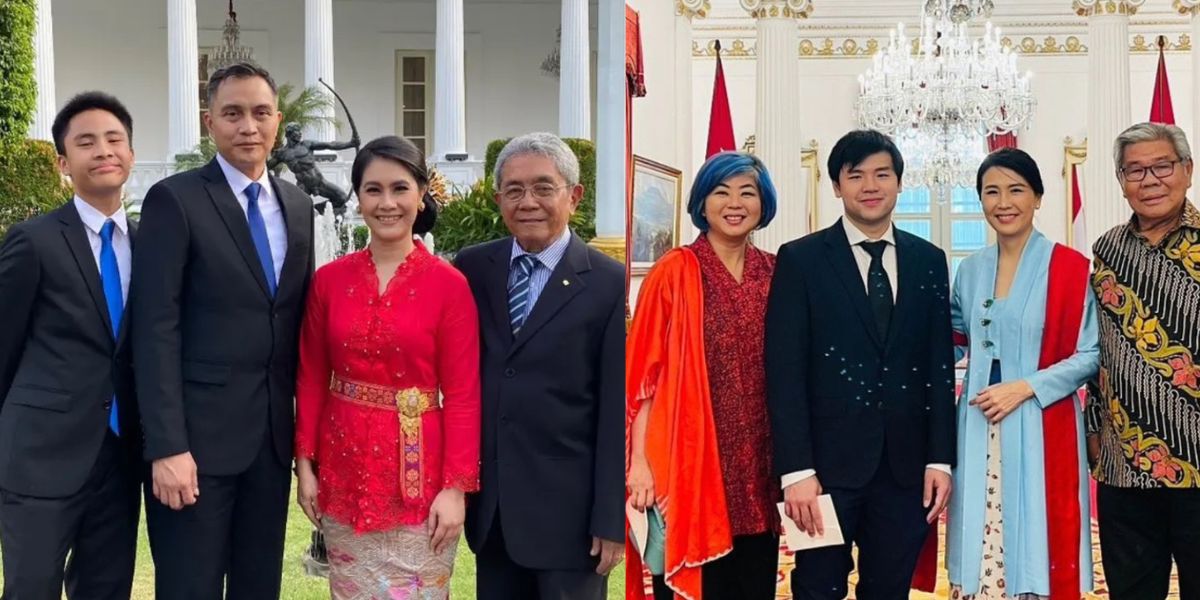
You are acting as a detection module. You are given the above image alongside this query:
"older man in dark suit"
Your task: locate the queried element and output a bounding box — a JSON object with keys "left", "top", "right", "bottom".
{"left": 455, "top": 132, "right": 624, "bottom": 600}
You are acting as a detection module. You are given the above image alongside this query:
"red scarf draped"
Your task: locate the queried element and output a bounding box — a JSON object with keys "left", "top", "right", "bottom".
{"left": 913, "top": 244, "right": 1088, "bottom": 597}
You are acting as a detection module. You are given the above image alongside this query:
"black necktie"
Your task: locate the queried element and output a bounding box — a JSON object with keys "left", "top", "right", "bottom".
{"left": 861, "top": 240, "right": 892, "bottom": 339}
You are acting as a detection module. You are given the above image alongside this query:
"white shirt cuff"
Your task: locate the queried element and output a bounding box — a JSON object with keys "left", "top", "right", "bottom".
{"left": 781, "top": 469, "right": 816, "bottom": 489}
{"left": 926, "top": 463, "right": 951, "bottom": 475}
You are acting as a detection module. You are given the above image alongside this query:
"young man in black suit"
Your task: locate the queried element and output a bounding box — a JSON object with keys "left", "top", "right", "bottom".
{"left": 130, "top": 62, "right": 314, "bottom": 599}
{"left": 454, "top": 132, "right": 624, "bottom": 600}
{"left": 765, "top": 130, "right": 957, "bottom": 600}
{"left": 0, "top": 92, "right": 142, "bottom": 600}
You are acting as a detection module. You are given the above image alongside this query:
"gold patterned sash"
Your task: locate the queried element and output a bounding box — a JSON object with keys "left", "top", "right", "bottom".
{"left": 329, "top": 375, "right": 439, "bottom": 499}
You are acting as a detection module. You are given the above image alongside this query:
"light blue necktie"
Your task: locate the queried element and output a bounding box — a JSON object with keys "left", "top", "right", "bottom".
{"left": 99, "top": 220, "right": 122, "bottom": 436}
{"left": 508, "top": 254, "right": 539, "bottom": 333}
{"left": 244, "top": 182, "right": 277, "bottom": 296}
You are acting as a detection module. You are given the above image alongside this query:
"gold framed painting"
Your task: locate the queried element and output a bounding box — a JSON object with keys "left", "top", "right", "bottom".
{"left": 630, "top": 155, "right": 683, "bottom": 274}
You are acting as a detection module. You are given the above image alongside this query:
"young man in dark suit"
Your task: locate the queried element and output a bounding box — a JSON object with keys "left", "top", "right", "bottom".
{"left": 0, "top": 92, "right": 143, "bottom": 600}
{"left": 454, "top": 132, "right": 624, "bottom": 600}
{"left": 765, "top": 130, "right": 957, "bottom": 600}
{"left": 130, "top": 62, "right": 314, "bottom": 599}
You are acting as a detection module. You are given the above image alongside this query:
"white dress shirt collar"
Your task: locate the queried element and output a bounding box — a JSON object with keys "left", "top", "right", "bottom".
{"left": 215, "top": 153, "right": 273, "bottom": 201}
{"left": 843, "top": 218, "right": 896, "bottom": 247}
{"left": 73, "top": 196, "right": 128, "bottom": 236}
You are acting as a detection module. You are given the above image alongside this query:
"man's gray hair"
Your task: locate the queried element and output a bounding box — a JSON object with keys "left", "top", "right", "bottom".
{"left": 492, "top": 132, "right": 580, "bottom": 188}
{"left": 1113, "top": 122, "right": 1193, "bottom": 171}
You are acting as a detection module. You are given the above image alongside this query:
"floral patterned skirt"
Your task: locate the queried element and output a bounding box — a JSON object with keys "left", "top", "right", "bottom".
{"left": 950, "top": 419, "right": 1048, "bottom": 600}
{"left": 323, "top": 517, "right": 458, "bottom": 600}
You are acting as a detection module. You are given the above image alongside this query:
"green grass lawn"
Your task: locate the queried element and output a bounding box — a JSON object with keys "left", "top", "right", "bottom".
{"left": 0, "top": 483, "right": 625, "bottom": 598}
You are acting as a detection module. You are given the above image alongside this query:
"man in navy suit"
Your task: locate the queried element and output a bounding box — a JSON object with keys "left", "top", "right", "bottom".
{"left": 765, "top": 130, "right": 957, "bottom": 600}
{"left": 0, "top": 92, "right": 142, "bottom": 600}
{"left": 454, "top": 133, "right": 624, "bottom": 600}
{"left": 131, "top": 62, "right": 313, "bottom": 599}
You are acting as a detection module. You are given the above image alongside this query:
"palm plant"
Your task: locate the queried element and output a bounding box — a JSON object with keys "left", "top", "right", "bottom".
{"left": 275, "top": 83, "right": 339, "bottom": 147}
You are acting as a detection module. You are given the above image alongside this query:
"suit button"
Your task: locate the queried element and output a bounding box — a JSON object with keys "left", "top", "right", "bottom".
{"left": 504, "top": 368, "right": 515, "bottom": 378}
{"left": 103, "top": 399, "right": 112, "bottom": 410}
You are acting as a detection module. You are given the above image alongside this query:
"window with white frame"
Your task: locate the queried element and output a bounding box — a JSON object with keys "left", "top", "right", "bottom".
{"left": 894, "top": 186, "right": 991, "bottom": 281}
{"left": 395, "top": 51, "right": 434, "bottom": 157}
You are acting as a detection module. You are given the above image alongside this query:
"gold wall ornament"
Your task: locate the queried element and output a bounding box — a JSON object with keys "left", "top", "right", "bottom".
{"left": 1073, "top": 0, "right": 1146, "bottom": 17}
{"left": 740, "top": 0, "right": 814, "bottom": 20}
{"left": 1176, "top": 0, "right": 1200, "bottom": 16}
{"left": 587, "top": 236, "right": 626, "bottom": 264}
{"left": 692, "top": 33, "right": 1181, "bottom": 59}
{"left": 677, "top": 0, "right": 710, "bottom": 19}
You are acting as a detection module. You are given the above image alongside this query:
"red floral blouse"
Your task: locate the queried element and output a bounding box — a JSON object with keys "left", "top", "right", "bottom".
{"left": 295, "top": 242, "right": 481, "bottom": 533}
{"left": 692, "top": 234, "right": 780, "bottom": 537}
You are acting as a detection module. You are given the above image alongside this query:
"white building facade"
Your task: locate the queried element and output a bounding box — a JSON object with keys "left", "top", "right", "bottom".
{"left": 28, "top": 0, "right": 625, "bottom": 249}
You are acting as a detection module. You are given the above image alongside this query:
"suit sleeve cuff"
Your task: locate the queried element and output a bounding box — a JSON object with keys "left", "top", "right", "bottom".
{"left": 781, "top": 469, "right": 816, "bottom": 489}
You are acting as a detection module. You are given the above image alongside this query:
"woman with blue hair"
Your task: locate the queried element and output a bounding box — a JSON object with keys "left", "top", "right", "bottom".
{"left": 626, "top": 151, "right": 782, "bottom": 600}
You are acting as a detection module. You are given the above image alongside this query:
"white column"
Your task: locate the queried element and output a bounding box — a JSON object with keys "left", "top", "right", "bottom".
{"left": 168, "top": 0, "right": 200, "bottom": 159}
{"left": 30, "top": 0, "right": 55, "bottom": 142}
{"left": 590, "top": 0, "right": 623, "bottom": 247}
{"left": 741, "top": 0, "right": 809, "bottom": 253}
{"left": 305, "top": 0, "right": 335, "bottom": 143}
{"left": 1178, "top": 0, "right": 1200, "bottom": 186}
{"left": 1076, "top": 0, "right": 1143, "bottom": 239}
{"left": 559, "top": 0, "right": 590, "bottom": 139}
{"left": 676, "top": 1, "right": 699, "bottom": 240}
{"left": 434, "top": 0, "right": 466, "bottom": 159}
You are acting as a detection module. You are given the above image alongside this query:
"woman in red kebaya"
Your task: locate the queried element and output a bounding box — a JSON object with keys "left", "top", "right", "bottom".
{"left": 294, "top": 135, "right": 481, "bottom": 599}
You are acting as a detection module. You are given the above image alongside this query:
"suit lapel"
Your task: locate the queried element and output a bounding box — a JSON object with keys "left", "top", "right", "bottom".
{"left": 508, "top": 235, "right": 588, "bottom": 357}
{"left": 58, "top": 205, "right": 115, "bottom": 342}
{"left": 485, "top": 240, "right": 517, "bottom": 345}
{"left": 884, "top": 231, "right": 918, "bottom": 354}
{"left": 272, "top": 177, "right": 310, "bottom": 301}
{"left": 115, "top": 220, "right": 137, "bottom": 348}
{"left": 201, "top": 159, "right": 272, "bottom": 299}
{"left": 824, "top": 219, "right": 884, "bottom": 349}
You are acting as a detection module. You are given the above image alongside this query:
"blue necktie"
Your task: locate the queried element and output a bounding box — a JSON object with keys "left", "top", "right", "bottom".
{"left": 99, "top": 220, "right": 122, "bottom": 436}
{"left": 244, "top": 182, "right": 277, "bottom": 297}
{"left": 508, "top": 254, "right": 539, "bottom": 333}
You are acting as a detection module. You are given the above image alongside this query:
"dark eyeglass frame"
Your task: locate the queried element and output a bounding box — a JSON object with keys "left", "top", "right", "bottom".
{"left": 1118, "top": 158, "right": 1188, "bottom": 183}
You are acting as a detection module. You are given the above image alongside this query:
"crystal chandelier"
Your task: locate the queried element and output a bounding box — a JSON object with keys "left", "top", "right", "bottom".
{"left": 856, "top": 1, "right": 1034, "bottom": 201}
{"left": 211, "top": 0, "right": 255, "bottom": 71}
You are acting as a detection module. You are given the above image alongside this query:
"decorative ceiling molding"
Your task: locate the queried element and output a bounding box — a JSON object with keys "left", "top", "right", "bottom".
{"left": 677, "top": 0, "right": 712, "bottom": 19}
{"left": 692, "top": 32, "right": 1192, "bottom": 58}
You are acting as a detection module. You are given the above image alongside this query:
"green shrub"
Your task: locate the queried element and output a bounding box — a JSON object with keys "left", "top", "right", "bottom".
{"left": 352, "top": 225, "right": 369, "bottom": 250}
{"left": 432, "top": 176, "right": 508, "bottom": 256}
{"left": 0, "top": 0, "right": 36, "bottom": 142}
{"left": 480, "top": 136, "right": 596, "bottom": 241}
{"left": 0, "top": 140, "right": 71, "bottom": 235}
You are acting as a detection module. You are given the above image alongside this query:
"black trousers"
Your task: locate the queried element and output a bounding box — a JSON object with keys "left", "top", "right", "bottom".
{"left": 790, "top": 461, "right": 928, "bottom": 600}
{"left": 651, "top": 531, "right": 780, "bottom": 600}
{"left": 145, "top": 433, "right": 291, "bottom": 600}
{"left": 1097, "top": 483, "right": 1200, "bottom": 600}
{"left": 0, "top": 432, "right": 141, "bottom": 600}
{"left": 475, "top": 512, "right": 607, "bottom": 600}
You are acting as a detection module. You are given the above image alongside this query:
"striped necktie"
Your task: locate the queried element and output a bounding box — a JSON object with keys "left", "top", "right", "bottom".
{"left": 508, "top": 254, "right": 539, "bottom": 333}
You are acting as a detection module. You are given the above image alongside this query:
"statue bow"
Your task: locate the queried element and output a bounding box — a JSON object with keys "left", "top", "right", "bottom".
{"left": 319, "top": 78, "right": 360, "bottom": 151}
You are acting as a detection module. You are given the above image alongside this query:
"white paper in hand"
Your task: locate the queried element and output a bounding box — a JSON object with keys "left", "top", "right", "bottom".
{"left": 626, "top": 500, "right": 649, "bottom": 558}
{"left": 777, "top": 494, "right": 845, "bottom": 552}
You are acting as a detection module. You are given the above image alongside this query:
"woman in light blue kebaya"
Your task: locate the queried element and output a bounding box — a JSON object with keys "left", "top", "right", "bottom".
{"left": 946, "top": 148, "right": 1099, "bottom": 600}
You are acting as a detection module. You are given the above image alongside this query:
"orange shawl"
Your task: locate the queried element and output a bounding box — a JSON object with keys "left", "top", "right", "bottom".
{"left": 626, "top": 248, "right": 732, "bottom": 600}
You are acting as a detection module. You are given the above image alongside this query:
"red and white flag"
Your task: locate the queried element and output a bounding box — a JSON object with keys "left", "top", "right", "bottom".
{"left": 1070, "top": 163, "right": 1089, "bottom": 256}
{"left": 1150, "top": 36, "right": 1176, "bottom": 125}
{"left": 705, "top": 40, "right": 736, "bottom": 158}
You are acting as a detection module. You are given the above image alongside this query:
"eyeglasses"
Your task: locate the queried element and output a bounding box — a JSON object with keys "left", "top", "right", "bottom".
{"left": 498, "top": 184, "right": 568, "bottom": 203}
{"left": 1119, "top": 159, "right": 1185, "bottom": 182}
